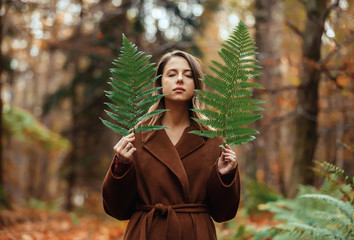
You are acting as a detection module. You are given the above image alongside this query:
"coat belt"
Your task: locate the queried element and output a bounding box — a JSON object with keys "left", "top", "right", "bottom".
{"left": 137, "top": 203, "right": 208, "bottom": 240}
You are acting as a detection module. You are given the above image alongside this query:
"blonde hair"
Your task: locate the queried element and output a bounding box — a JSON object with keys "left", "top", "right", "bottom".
{"left": 140, "top": 50, "right": 210, "bottom": 130}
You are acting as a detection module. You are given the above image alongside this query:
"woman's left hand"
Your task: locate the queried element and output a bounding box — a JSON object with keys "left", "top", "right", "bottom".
{"left": 218, "top": 144, "right": 237, "bottom": 175}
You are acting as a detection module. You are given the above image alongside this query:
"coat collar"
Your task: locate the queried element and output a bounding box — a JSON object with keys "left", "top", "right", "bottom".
{"left": 174, "top": 121, "right": 206, "bottom": 159}
{"left": 141, "top": 119, "right": 206, "bottom": 159}
{"left": 141, "top": 118, "right": 206, "bottom": 202}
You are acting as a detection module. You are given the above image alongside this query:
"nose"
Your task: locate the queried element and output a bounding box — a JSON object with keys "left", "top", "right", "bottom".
{"left": 176, "top": 73, "right": 183, "bottom": 84}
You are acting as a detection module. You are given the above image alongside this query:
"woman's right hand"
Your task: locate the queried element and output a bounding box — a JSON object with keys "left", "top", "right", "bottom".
{"left": 113, "top": 133, "right": 136, "bottom": 163}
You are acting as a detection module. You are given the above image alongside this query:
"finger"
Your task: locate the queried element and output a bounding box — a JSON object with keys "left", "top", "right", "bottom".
{"left": 223, "top": 147, "right": 235, "bottom": 154}
{"left": 122, "top": 141, "right": 135, "bottom": 151}
{"left": 115, "top": 139, "right": 125, "bottom": 150}
{"left": 221, "top": 157, "right": 231, "bottom": 163}
{"left": 120, "top": 136, "right": 135, "bottom": 149}
{"left": 224, "top": 156, "right": 236, "bottom": 161}
{"left": 113, "top": 144, "right": 123, "bottom": 154}
{"left": 123, "top": 136, "right": 135, "bottom": 142}
{"left": 113, "top": 142, "right": 120, "bottom": 151}
{"left": 223, "top": 152, "right": 235, "bottom": 157}
{"left": 223, "top": 153, "right": 236, "bottom": 160}
{"left": 223, "top": 155, "right": 236, "bottom": 163}
{"left": 223, "top": 155, "right": 236, "bottom": 160}
{"left": 122, "top": 132, "right": 135, "bottom": 140}
{"left": 126, "top": 147, "right": 136, "bottom": 156}
{"left": 125, "top": 132, "right": 135, "bottom": 138}
{"left": 225, "top": 149, "right": 236, "bottom": 154}
{"left": 224, "top": 158, "right": 236, "bottom": 166}
{"left": 115, "top": 137, "right": 133, "bottom": 153}
{"left": 125, "top": 142, "right": 133, "bottom": 151}
{"left": 221, "top": 152, "right": 235, "bottom": 158}
{"left": 121, "top": 136, "right": 135, "bottom": 145}
{"left": 223, "top": 151, "right": 236, "bottom": 160}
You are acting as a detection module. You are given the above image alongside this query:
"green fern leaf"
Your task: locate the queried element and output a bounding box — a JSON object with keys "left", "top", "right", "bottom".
{"left": 100, "top": 118, "right": 129, "bottom": 136}
{"left": 189, "top": 21, "right": 263, "bottom": 146}
{"left": 275, "top": 223, "right": 338, "bottom": 240}
{"left": 258, "top": 163, "right": 354, "bottom": 240}
{"left": 311, "top": 210, "right": 352, "bottom": 228}
{"left": 300, "top": 194, "right": 354, "bottom": 220}
{"left": 100, "top": 34, "right": 167, "bottom": 135}
{"left": 188, "top": 130, "right": 222, "bottom": 138}
{"left": 134, "top": 125, "right": 167, "bottom": 133}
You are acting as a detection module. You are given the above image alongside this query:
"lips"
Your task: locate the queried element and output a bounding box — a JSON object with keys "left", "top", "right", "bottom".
{"left": 173, "top": 87, "right": 185, "bottom": 92}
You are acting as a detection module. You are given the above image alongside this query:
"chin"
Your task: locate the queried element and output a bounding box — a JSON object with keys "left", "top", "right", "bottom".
{"left": 165, "top": 97, "right": 193, "bottom": 103}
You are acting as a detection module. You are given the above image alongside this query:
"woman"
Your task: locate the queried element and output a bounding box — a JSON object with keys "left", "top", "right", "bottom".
{"left": 102, "top": 50, "right": 240, "bottom": 240}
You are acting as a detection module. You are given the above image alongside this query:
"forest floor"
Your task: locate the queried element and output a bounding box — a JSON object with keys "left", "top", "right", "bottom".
{"left": 0, "top": 207, "right": 277, "bottom": 240}
{"left": 0, "top": 208, "right": 126, "bottom": 240}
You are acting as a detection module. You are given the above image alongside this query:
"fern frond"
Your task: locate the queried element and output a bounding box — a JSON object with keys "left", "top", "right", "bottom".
{"left": 100, "top": 34, "right": 166, "bottom": 135}
{"left": 300, "top": 194, "right": 354, "bottom": 220}
{"left": 188, "top": 129, "right": 222, "bottom": 138}
{"left": 311, "top": 210, "right": 352, "bottom": 229}
{"left": 189, "top": 21, "right": 263, "bottom": 146}
{"left": 227, "top": 135, "right": 256, "bottom": 146}
{"left": 314, "top": 161, "right": 354, "bottom": 205}
{"left": 274, "top": 223, "right": 339, "bottom": 240}
{"left": 190, "top": 108, "right": 222, "bottom": 120}
{"left": 99, "top": 118, "right": 129, "bottom": 136}
{"left": 104, "top": 103, "right": 133, "bottom": 120}
{"left": 258, "top": 163, "right": 354, "bottom": 240}
{"left": 316, "top": 161, "right": 354, "bottom": 188}
{"left": 134, "top": 125, "right": 166, "bottom": 133}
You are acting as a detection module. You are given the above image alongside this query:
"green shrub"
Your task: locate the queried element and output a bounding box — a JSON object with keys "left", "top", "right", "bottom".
{"left": 256, "top": 161, "right": 354, "bottom": 240}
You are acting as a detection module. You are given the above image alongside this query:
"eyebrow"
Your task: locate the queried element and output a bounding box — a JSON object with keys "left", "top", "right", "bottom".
{"left": 166, "top": 68, "right": 192, "bottom": 73}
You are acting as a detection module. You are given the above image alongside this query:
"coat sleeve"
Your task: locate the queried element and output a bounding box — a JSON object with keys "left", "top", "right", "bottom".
{"left": 102, "top": 156, "right": 137, "bottom": 220}
{"left": 206, "top": 161, "right": 241, "bottom": 222}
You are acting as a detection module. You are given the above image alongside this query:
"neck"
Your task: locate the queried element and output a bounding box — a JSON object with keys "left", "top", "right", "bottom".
{"left": 162, "top": 99, "right": 190, "bottom": 128}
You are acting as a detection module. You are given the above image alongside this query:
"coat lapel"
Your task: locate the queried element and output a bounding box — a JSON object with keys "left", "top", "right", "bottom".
{"left": 142, "top": 127, "right": 191, "bottom": 202}
{"left": 175, "top": 121, "right": 205, "bottom": 159}
{"left": 141, "top": 120, "right": 205, "bottom": 202}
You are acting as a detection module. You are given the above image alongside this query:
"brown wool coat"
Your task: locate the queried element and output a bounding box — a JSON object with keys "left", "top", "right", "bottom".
{"left": 102, "top": 121, "right": 241, "bottom": 240}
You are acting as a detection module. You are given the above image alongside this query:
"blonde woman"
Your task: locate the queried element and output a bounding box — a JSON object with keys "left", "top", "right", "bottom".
{"left": 102, "top": 50, "right": 240, "bottom": 240}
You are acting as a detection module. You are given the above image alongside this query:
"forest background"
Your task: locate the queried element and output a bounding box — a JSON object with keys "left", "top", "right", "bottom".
{"left": 0, "top": 0, "right": 353, "bottom": 239}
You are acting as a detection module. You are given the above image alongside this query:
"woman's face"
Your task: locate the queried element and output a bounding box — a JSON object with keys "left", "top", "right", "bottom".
{"left": 161, "top": 56, "right": 195, "bottom": 103}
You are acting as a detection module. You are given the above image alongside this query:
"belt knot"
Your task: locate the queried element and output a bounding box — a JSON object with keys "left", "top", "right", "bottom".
{"left": 137, "top": 203, "right": 209, "bottom": 239}
{"left": 154, "top": 203, "right": 169, "bottom": 216}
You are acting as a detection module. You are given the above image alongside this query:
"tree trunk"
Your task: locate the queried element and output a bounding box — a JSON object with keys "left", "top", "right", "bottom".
{"left": 253, "top": 0, "right": 284, "bottom": 191}
{"left": 0, "top": 0, "right": 4, "bottom": 206}
{"left": 64, "top": 0, "right": 83, "bottom": 211}
{"left": 289, "top": 0, "right": 327, "bottom": 197}
{"left": 0, "top": 0, "right": 11, "bottom": 208}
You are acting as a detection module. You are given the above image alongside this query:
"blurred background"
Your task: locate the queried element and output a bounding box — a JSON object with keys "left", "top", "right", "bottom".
{"left": 0, "top": 0, "right": 353, "bottom": 239}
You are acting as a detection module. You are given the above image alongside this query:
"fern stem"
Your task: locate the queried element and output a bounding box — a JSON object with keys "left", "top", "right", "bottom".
{"left": 131, "top": 50, "right": 136, "bottom": 133}
{"left": 224, "top": 27, "right": 244, "bottom": 144}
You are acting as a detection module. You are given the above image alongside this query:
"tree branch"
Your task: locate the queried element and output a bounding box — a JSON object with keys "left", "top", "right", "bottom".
{"left": 321, "top": 0, "right": 339, "bottom": 23}
{"left": 318, "top": 34, "right": 354, "bottom": 90}
{"left": 319, "top": 34, "right": 354, "bottom": 66}
{"left": 285, "top": 21, "right": 303, "bottom": 38}
{"left": 323, "top": 68, "right": 343, "bottom": 90}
